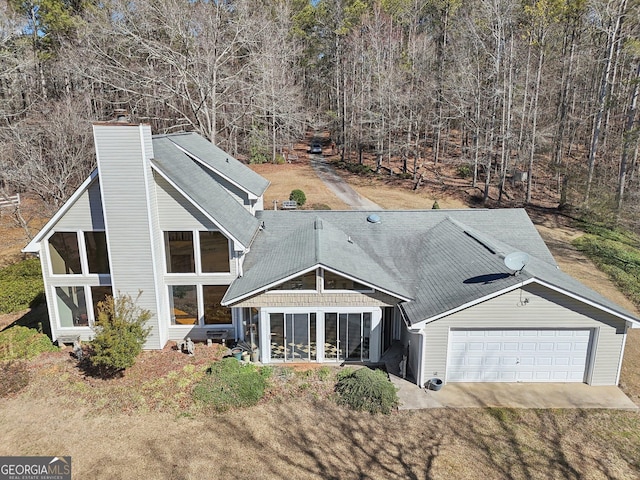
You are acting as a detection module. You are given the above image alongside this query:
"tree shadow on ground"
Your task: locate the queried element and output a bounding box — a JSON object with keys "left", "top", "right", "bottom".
{"left": 0, "top": 303, "right": 50, "bottom": 337}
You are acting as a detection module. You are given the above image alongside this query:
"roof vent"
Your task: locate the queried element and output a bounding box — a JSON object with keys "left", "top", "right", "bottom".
{"left": 314, "top": 218, "right": 323, "bottom": 230}
{"left": 367, "top": 213, "right": 381, "bottom": 224}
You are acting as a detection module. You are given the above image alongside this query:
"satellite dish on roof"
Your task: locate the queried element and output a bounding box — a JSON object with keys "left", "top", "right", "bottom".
{"left": 504, "top": 251, "right": 530, "bottom": 275}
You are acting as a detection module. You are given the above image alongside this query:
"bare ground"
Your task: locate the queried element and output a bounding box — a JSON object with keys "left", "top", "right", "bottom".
{"left": 2, "top": 161, "right": 640, "bottom": 479}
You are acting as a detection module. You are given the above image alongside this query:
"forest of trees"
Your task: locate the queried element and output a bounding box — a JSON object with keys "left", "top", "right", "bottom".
{"left": 0, "top": 0, "right": 639, "bottom": 223}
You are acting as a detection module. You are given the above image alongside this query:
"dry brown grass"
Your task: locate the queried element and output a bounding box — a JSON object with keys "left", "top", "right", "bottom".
{"left": 251, "top": 161, "right": 468, "bottom": 211}
{"left": 2, "top": 161, "right": 640, "bottom": 478}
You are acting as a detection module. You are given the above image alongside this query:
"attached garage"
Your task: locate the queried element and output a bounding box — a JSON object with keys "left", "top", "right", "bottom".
{"left": 446, "top": 328, "right": 592, "bottom": 383}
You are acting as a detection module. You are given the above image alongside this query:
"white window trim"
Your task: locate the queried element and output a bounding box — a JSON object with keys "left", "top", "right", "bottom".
{"left": 163, "top": 229, "right": 232, "bottom": 276}
{"left": 168, "top": 284, "right": 234, "bottom": 328}
{"left": 54, "top": 284, "right": 112, "bottom": 329}
{"left": 260, "top": 306, "right": 381, "bottom": 363}
{"left": 46, "top": 230, "right": 110, "bottom": 280}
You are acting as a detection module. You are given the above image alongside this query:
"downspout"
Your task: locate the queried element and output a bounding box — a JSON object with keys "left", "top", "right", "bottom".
{"left": 417, "top": 330, "right": 425, "bottom": 388}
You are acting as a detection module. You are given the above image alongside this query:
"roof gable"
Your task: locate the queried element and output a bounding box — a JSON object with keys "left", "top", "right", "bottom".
{"left": 156, "top": 133, "right": 270, "bottom": 198}
{"left": 151, "top": 137, "right": 261, "bottom": 249}
{"left": 23, "top": 170, "right": 99, "bottom": 252}
{"left": 222, "top": 215, "right": 413, "bottom": 304}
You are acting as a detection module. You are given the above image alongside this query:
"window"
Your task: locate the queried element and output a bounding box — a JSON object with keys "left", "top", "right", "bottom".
{"left": 165, "top": 231, "right": 195, "bottom": 273}
{"left": 48, "top": 231, "right": 110, "bottom": 275}
{"left": 85, "top": 232, "right": 110, "bottom": 274}
{"left": 91, "top": 286, "right": 113, "bottom": 320}
{"left": 203, "top": 285, "right": 231, "bottom": 324}
{"left": 56, "top": 286, "right": 88, "bottom": 327}
{"left": 200, "top": 231, "right": 230, "bottom": 272}
{"left": 169, "top": 285, "right": 232, "bottom": 326}
{"left": 49, "top": 232, "right": 81, "bottom": 274}
{"left": 271, "top": 271, "right": 316, "bottom": 290}
{"left": 323, "top": 271, "right": 369, "bottom": 291}
{"left": 169, "top": 285, "right": 198, "bottom": 325}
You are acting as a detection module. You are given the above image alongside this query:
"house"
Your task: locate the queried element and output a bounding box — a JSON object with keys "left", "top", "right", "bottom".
{"left": 24, "top": 119, "right": 640, "bottom": 388}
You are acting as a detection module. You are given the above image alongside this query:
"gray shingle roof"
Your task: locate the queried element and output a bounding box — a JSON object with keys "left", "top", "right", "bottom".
{"left": 155, "top": 132, "right": 270, "bottom": 197}
{"left": 223, "top": 209, "right": 638, "bottom": 324}
{"left": 152, "top": 137, "right": 260, "bottom": 248}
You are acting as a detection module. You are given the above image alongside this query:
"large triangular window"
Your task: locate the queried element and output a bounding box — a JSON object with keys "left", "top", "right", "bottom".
{"left": 271, "top": 271, "right": 317, "bottom": 291}
{"left": 323, "top": 270, "right": 369, "bottom": 291}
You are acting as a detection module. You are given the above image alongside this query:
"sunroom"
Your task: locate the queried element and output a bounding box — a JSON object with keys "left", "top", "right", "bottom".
{"left": 226, "top": 268, "right": 405, "bottom": 364}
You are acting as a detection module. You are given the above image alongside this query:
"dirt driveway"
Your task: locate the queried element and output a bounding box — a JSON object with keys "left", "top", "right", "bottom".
{"left": 310, "top": 156, "right": 382, "bottom": 210}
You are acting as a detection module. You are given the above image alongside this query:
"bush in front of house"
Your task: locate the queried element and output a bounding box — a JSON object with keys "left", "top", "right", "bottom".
{"left": 193, "top": 357, "right": 271, "bottom": 411}
{"left": 0, "top": 258, "right": 45, "bottom": 314}
{"left": 289, "top": 189, "right": 307, "bottom": 207}
{"left": 88, "top": 293, "right": 151, "bottom": 377}
{"left": 335, "top": 367, "right": 399, "bottom": 415}
{"left": 0, "top": 326, "right": 58, "bottom": 361}
{"left": 0, "top": 361, "right": 29, "bottom": 397}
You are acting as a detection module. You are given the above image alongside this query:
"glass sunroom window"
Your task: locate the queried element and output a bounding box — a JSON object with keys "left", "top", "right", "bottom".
{"left": 165, "top": 232, "right": 195, "bottom": 273}
{"left": 49, "top": 232, "right": 81, "bottom": 274}
{"left": 203, "top": 285, "right": 232, "bottom": 324}
{"left": 200, "top": 231, "right": 230, "bottom": 273}
{"left": 56, "top": 286, "right": 88, "bottom": 327}
{"left": 85, "top": 232, "right": 110, "bottom": 274}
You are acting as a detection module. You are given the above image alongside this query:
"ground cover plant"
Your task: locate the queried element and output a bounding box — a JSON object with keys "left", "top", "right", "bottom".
{"left": 0, "top": 325, "right": 57, "bottom": 361}
{"left": 573, "top": 221, "right": 640, "bottom": 307}
{"left": 335, "top": 367, "right": 399, "bottom": 414}
{"left": 193, "top": 357, "right": 271, "bottom": 412}
{"left": 0, "top": 258, "right": 44, "bottom": 313}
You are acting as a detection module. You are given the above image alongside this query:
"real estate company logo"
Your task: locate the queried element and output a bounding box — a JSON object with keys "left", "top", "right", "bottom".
{"left": 0, "top": 456, "right": 71, "bottom": 480}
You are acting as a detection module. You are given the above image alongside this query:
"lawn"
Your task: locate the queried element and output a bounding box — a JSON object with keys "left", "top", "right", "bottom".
{"left": 1, "top": 162, "right": 640, "bottom": 479}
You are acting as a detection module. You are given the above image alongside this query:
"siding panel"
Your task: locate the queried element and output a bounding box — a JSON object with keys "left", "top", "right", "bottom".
{"left": 56, "top": 179, "right": 105, "bottom": 230}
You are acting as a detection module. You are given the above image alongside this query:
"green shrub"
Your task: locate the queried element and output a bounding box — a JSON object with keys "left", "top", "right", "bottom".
{"left": 289, "top": 189, "right": 307, "bottom": 206}
{"left": 310, "top": 203, "right": 331, "bottom": 210}
{"left": 335, "top": 367, "right": 399, "bottom": 415}
{"left": 432, "top": 200, "right": 440, "bottom": 209}
{"left": 274, "top": 154, "right": 286, "bottom": 165}
{"left": 456, "top": 164, "right": 473, "bottom": 178}
{"left": 0, "top": 361, "right": 29, "bottom": 397}
{"left": 0, "top": 258, "right": 44, "bottom": 313}
{"left": 88, "top": 293, "right": 151, "bottom": 377}
{"left": 0, "top": 326, "right": 58, "bottom": 361}
{"left": 193, "top": 357, "right": 269, "bottom": 411}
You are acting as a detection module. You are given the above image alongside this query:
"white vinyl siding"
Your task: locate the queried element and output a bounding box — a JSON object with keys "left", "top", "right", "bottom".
{"left": 155, "top": 174, "right": 219, "bottom": 231}
{"left": 94, "top": 124, "right": 162, "bottom": 349}
{"left": 422, "top": 283, "right": 627, "bottom": 386}
{"left": 55, "top": 179, "right": 105, "bottom": 230}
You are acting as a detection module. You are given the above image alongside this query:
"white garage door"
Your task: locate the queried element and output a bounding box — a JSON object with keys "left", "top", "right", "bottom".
{"left": 447, "top": 329, "right": 592, "bottom": 382}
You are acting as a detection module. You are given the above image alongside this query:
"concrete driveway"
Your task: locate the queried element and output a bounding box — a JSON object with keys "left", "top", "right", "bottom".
{"left": 389, "top": 374, "right": 639, "bottom": 410}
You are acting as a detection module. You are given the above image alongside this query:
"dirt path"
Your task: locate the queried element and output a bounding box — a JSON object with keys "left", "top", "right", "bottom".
{"left": 310, "top": 156, "right": 382, "bottom": 210}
